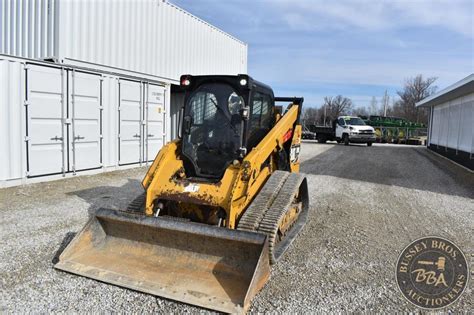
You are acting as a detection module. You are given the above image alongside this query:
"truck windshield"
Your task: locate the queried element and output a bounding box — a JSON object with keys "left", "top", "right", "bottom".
{"left": 182, "top": 83, "right": 244, "bottom": 178}
{"left": 345, "top": 117, "right": 366, "bottom": 125}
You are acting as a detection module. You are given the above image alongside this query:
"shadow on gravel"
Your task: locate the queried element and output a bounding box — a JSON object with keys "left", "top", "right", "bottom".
{"left": 52, "top": 232, "right": 77, "bottom": 264}
{"left": 67, "top": 179, "right": 144, "bottom": 215}
{"left": 301, "top": 143, "right": 474, "bottom": 199}
{"left": 53, "top": 179, "right": 144, "bottom": 264}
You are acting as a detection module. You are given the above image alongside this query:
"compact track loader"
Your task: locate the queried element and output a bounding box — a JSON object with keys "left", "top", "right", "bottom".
{"left": 55, "top": 75, "right": 309, "bottom": 313}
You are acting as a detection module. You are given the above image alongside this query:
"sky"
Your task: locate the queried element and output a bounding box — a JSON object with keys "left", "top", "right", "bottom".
{"left": 172, "top": 0, "right": 474, "bottom": 108}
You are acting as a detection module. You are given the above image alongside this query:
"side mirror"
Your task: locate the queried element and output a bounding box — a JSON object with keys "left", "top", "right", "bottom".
{"left": 177, "top": 107, "right": 184, "bottom": 138}
{"left": 183, "top": 115, "right": 192, "bottom": 134}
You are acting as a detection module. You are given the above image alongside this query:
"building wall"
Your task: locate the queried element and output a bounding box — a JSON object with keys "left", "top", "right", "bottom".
{"left": 0, "top": 55, "right": 172, "bottom": 187}
{"left": 428, "top": 92, "right": 474, "bottom": 170}
{"left": 1, "top": 1, "right": 248, "bottom": 186}
{"left": 1, "top": 0, "right": 248, "bottom": 81}
{"left": 429, "top": 92, "right": 474, "bottom": 152}
{"left": 0, "top": 59, "right": 26, "bottom": 183}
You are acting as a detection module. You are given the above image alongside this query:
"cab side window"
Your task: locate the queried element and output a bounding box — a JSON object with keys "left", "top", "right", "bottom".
{"left": 338, "top": 118, "right": 345, "bottom": 126}
{"left": 248, "top": 91, "right": 273, "bottom": 148}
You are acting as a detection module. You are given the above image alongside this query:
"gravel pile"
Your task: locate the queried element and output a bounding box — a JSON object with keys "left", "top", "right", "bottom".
{"left": 1, "top": 143, "right": 472, "bottom": 312}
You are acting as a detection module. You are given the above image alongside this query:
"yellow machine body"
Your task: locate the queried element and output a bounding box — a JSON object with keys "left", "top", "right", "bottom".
{"left": 55, "top": 75, "right": 307, "bottom": 313}
{"left": 142, "top": 105, "right": 301, "bottom": 228}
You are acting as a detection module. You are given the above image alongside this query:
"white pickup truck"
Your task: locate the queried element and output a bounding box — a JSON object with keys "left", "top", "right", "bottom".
{"left": 335, "top": 116, "right": 376, "bottom": 146}
{"left": 313, "top": 116, "right": 376, "bottom": 146}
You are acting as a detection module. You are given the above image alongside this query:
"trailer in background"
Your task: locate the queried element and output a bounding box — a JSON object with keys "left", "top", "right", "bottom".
{"left": 361, "top": 116, "right": 427, "bottom": 144}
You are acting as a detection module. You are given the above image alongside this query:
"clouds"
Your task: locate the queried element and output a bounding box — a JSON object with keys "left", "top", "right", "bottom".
{"left": 172, "top": 0, "right": 473, "bottom": 107}
{"left": 272, "top": 0, "right": 473, "bottom": 37}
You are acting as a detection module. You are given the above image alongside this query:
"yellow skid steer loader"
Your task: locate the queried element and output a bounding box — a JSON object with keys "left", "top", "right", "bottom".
{"left": 55, "top": 75, "right": 309, "bottom": 313}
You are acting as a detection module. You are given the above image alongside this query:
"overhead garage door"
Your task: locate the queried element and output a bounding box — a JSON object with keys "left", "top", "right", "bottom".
{"left": 119, "top": 80, "right": 142, "bottom": 165}
{"left": 26, "top": 65, "right": 66, "bottom": 177}
{"left": 145, "top": 84, "right": 166, "bottom": 162}
{"left": 69, "top": 71, "right": 102, "bottom": 171}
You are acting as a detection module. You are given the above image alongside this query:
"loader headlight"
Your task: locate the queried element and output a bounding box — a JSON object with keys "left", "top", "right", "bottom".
{"left": 237, "top": 74, "right": 249, "bottom": 88}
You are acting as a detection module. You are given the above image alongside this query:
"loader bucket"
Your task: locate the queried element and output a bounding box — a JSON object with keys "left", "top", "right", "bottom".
{"left": 55, "top": 208, "right": 270, "bottom": 313}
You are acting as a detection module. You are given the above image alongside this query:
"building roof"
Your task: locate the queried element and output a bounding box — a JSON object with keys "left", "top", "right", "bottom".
{"left": 416, "top": 74, "right": 474, "bottom": 107}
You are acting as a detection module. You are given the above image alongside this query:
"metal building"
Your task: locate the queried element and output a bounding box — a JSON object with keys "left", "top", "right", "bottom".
{"left": 1, "top": 0, "right": 247, "bottom": 78}
{"left": 0, "top": 0, "right": 248, "bottom": 187}
{"left": 416, "top": 74, "right": 474, "bottom": 170}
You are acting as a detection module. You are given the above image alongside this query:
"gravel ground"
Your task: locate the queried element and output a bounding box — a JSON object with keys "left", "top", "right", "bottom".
{"left": 1, "top": 142, "right": 473, "bottom": 313}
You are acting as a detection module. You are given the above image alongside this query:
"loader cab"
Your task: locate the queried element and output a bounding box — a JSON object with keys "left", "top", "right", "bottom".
{"left": 180, "top": 74, "right": 275, "bottom": 180}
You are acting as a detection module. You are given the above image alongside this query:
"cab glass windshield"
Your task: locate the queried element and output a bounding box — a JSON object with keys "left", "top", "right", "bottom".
{"left": 182, "top": 83, "right": 244, "bottom": 178}
{"left": 344, "top": 117, "right": 366, "bottom": 125}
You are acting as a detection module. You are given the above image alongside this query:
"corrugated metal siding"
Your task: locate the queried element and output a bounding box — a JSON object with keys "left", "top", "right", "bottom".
{"left": 0, "top": 0, "right": 57, "bottom": 58}
{"left": 429, "top": 92, "right": 474, "bottom": 154}
{"left": 1, "top": 0, "right": 247, "bottom": 80}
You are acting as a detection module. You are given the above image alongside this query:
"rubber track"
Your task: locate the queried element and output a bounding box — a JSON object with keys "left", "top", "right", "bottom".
{"left": 126, "top": 192, "right": 146, "bottom": 213}
{"left": 237, "top": 171, "right": 290, "bottom": 232}
{"left": 257, "top": 172, "right": 307, "bottom": 264}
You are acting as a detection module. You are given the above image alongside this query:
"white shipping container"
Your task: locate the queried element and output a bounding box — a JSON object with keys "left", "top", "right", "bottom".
{"left": 0, "top": 55, "right": 171, "bottom": 187}
{"left": 1, "top": 0, "right": 248, "bottom": 81}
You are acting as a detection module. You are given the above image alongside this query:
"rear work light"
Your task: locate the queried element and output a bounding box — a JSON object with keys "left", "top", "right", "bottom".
{"left": 180, "top": 75, "right": 192, "bottom": 86}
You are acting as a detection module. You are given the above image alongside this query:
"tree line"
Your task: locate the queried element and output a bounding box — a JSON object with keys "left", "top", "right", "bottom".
{"left": 303, "top": 74, "right": 437, "bottom": 125}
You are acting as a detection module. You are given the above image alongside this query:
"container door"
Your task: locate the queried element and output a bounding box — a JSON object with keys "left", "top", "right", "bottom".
{"left": 69, "top": 71, "right": 102, "bottom": 171}
{"left": 119, "top": 80, "right": 142, "bottom": 165}
{"left": 26, "top": 65, "right": 66, "bottom": 177}
{"left": 145, "top": 84, "right": 166, "bottom": 162}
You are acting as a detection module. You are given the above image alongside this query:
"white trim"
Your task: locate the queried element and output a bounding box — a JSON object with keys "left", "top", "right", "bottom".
{"left": 0, "top": 164, "right": 147, "bottom": 188}
{"left": 416, "top": 74, "right": 474, "bottom": 107}
{"left": 165, "top": 1, "right": 246, "bottom": 46}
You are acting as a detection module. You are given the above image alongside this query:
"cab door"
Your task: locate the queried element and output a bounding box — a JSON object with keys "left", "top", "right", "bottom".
{"left": 335, "top": 117, "right": 345, "bottom": 138}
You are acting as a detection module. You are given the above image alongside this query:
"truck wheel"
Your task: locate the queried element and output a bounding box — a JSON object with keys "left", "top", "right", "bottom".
{"left": 343, "top": 134, "right": 349, "bottom": 146}
{"left": 367, "top": 142, "right": 372, "bottom": 147}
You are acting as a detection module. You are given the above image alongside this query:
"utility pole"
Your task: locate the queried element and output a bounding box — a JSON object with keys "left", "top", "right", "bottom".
{"left": 383, "top": 90, "right": 388, "bottom": 117}
{"left": 323, "top": 104, "right": 327, "bottom": 126}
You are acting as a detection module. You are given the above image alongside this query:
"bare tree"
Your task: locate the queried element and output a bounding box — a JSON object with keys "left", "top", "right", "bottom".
{"left": 369, "top": 96, "right": 378, "bottom": 115}
{"left": 323, "top": 95, "right": 353, "bottom": 122}
{"left": 352, "top": 106, "right": 369, "bottom": 117}
{"left": 397, "top": 74, "right": 437, "bottom": 123}
{"left": 302, "top": 107, "right": 320, "bottom": 125}
{"left": 380, "top": 90, "right": 390, "bottom": 116}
